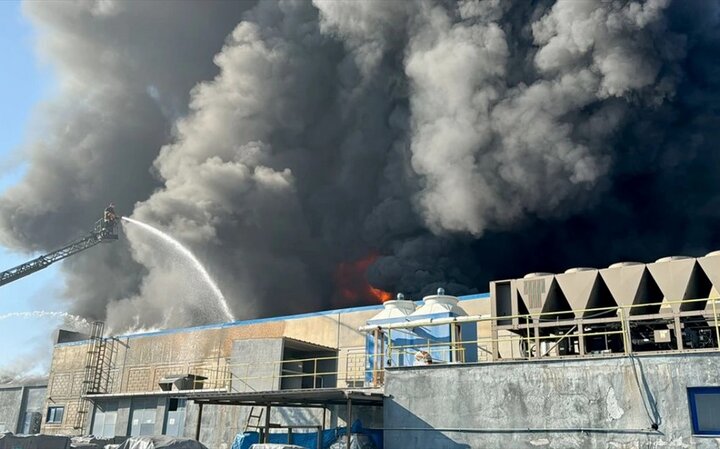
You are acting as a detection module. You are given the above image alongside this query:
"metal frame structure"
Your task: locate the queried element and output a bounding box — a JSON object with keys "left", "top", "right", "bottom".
{"left": 0, "top": 217, "right": 118, "bottom": 287}
{"left": 360, "top": 297, "right": 720, "bottom": 368}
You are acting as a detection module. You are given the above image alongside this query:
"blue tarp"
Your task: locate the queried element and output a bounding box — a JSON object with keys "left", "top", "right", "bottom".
{"left": 231, "top": 421, "right": 382, "bottom": 449}
{"left": 230, "top": 428, "right": 344, "bottom": 449}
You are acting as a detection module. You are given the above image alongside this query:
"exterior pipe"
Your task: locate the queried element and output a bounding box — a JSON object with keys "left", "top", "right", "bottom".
{"left": 358, "top": 315, "right": 489, "bottom": 333}
{"left": 377, "top": 427, "right": 660, "bottom": 434}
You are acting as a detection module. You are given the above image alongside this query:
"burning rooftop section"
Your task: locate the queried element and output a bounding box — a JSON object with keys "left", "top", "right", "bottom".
{"left": 335, "top": 253, "right": 392, "bottom": 307}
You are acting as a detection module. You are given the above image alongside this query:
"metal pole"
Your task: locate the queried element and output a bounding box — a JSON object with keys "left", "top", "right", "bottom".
{"left": 194, "top": 402, "right": 203, "bottom": 441}
{"left": 387, "top": 329, "right": 392, "bottom": 371}
{"left": 525, "top": 314, "right": 531, "bottom": 359}
{"left": 313, "top": 358, "right": 318, "bottom": 389}
{"left": 619, "top": 308, "right": 630, "bottom": 355}
{"left": 713, "top": 299, "right": 720, "bottom": 350}
{"left": 673, "top": 315, "right": 684, "bottom": 351}
{"left": 263, "top": 405, "right": 271, "bottom": 443}
{"left": 450, "top": 323, "right": 457, "bottom": 363}
{"left": 346, "top": 398, "right": 353, "bottom": 449}
{"left": 373, "top": 328, "right": 379, "bottom": 387}
{"left": 317, "top": 406, "right": 327, "bottom": 449}
{"left": 490, "top": 316, "right": 498, "bottom": 361}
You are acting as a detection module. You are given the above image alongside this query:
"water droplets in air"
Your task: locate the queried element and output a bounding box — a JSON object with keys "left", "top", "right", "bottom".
{"left": 0, "top": 311, "right": 91, "bottom": 331}
{"left": 121, "top": 217, "right": 234, "bottom": 323}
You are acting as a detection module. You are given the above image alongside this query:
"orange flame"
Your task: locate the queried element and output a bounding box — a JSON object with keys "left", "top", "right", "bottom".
{"left": 370, "top": 286, "right": 392, "bottom": 302}
{"left": 334, "top": 253, "right": 392, "bottom": 305}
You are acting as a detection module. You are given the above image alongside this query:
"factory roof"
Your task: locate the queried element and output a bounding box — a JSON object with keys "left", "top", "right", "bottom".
{"left": 57, "top": 292, "right": 489, "bottom": 346}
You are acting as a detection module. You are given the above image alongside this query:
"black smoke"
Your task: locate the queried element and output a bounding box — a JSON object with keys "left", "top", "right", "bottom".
{"left": 1, "top": 0, "right": 719, "bottom": 332}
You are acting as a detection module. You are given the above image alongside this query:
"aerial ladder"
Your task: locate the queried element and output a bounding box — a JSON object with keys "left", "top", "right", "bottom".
{"left": 0, "top": 204, "right": 119, "bottom": 287}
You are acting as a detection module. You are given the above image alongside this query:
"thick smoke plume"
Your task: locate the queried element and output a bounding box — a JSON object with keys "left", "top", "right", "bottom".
{"left": 1, "top": 0, "right": 719, "bottom": 332}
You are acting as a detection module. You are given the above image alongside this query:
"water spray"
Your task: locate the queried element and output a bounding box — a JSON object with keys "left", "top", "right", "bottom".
{"left": 0, "top": 311, "right": 91, "bottom": 330}
{"left": 121, "top": 217, "right": 235, "bottom": 322}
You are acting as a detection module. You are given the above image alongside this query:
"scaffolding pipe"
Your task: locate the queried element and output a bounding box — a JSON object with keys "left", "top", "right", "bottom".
{"left": 358, "top": 315, "right": 490, "bottom": 333}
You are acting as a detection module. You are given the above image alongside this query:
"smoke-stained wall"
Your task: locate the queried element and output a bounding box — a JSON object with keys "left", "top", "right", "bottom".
{"left": 1, "top": 0, "right": 719, "bottom": 332}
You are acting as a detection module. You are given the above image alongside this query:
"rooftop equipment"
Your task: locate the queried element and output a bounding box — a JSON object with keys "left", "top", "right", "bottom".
{"left": 406, "top": 288, "right": 478, "bottom": 366}
{"left": 364, "top": 289, "right": 478, "bottom": 385}
{"left": 365, "top": 294, "right": 416, "bottom": 385}
{"left": 490, "top": 251, "right": 720, "bottom": 359}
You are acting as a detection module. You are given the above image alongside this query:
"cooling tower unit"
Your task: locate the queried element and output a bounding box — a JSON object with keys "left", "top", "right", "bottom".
{"left": 490, "top": 252, "right": 720, "bottom": 358}
{"left": 698, "top": 251, "right": 720, "bottom": 313}
{"left": 555, "top": 268, "right": 616, "bottom": 318}
{"left": 599, "top": 262, "right": 663, "bottom": 316}
{"left": 365, "top": 294, "right": 416, "bottom": 384}
{"left": 517, "top": 273, "right": 573, "bottom": 320}
{"left": 647, "top": 256, "right": 712, "bottom": 313}
{"left": 405, "top": 289, "right": 478, "bottom": 364}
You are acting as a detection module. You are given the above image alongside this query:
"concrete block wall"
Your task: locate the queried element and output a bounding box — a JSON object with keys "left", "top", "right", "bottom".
{"left": 0, "top": 385, "right": 47, "bottom": 434}
{"left": 385, "top": 352, "right": 720, "bottom": 449}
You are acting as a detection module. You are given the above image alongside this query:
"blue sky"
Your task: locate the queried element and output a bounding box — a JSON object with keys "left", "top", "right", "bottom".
{"left": 0, "top": 1, "right": 65, "bottom": 375}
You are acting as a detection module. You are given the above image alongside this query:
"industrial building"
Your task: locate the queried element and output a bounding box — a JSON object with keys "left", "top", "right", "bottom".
{"left": 4, "top": 252, "right": 720, "bottom": 448}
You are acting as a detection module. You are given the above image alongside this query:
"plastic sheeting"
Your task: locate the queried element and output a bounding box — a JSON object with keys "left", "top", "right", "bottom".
{"left": 0, "top": 432, "right": 71, "bottom": 449}
{"left": 231, "top": 421, "right": 382, "bottom": 449}
{"left": 249, "top": 445, "right": 306, "bottom": 449}
{"left": 231, "top": 429, "right": 342, "bottom": 449}
{"left": 71, "top": 436, "right": 119, "bottom": 449}
{"left": 117, "top": 436, "right": 208, "bottom": 449}
{"left": 328, "top": 435, "right": 376, "bottom": 449}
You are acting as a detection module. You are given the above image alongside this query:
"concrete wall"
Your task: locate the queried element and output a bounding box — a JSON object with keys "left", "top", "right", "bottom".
{"left": 0, "top": 387, "right": 23, "bottom": 433}
{"left": 0, "top": 385, "right": 47, "bottom": 434}
{"left": 385, "top": 352, "right": 720, "bottom": 449}
{"left": 231, "top": 339, "right": 284, "bottom": 392}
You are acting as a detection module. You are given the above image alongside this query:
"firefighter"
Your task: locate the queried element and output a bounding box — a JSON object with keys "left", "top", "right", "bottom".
{"left": 104, "top": 203, "right": 117, "bottom": 224}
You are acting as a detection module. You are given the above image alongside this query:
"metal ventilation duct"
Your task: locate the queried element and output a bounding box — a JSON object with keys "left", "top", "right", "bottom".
{"left": 697, "top": 251, "right": 720, "bottom": 312}
{"left": 555, "top": 269, "right": 616, "bottom": 318}
{"left": 599, "top": 263, "right": 663, "bottom": 315}
{"left": 492, "top": 252, "right": 720, "bottom": 324}
{"left": 646, "top": 256, "right": 713, "bottom": 313}
{"left": 646, "top": 256, "right": 694, "bottom": 313}
{"left": 517, "top": 273, "right": 572, "bottom": 320}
